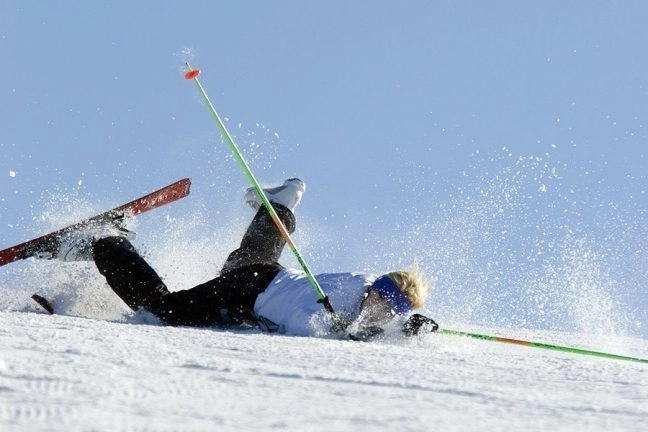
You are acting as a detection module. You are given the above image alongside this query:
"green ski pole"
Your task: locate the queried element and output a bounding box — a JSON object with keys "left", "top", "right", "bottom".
{"left": 438, "top": 328, "right": 648, "bottom": 364}
{"left": 184, "top": 64, "right": 337, "bottom": 317}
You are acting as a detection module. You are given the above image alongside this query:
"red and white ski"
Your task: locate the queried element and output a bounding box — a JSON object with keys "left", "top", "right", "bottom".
{"left": 0, "top": 178, "right": 192, "bottom": 267}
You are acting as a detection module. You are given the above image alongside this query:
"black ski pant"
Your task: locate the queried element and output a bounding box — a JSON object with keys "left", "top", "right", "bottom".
{"left": 92, "top": 204, "right": 295, "bottom": 327}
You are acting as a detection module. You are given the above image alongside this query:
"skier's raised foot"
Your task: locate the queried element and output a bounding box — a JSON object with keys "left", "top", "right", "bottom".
{"left": 244, "top": 178, "right": 306, "bottom": 213}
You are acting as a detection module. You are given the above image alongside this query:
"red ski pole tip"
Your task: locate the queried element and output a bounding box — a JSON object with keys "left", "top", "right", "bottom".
{"left": 184, "top": 69, "right": 201, "bottom": 80}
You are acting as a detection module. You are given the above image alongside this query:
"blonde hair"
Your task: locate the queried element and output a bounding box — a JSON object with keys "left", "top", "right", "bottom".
{"left": 386, "top": 263, "right": 430, "bottom": 310}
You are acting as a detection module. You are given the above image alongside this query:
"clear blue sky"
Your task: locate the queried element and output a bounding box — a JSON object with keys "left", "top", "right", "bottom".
{"left": 1, "top": 2, "right": 646, "bottom": 336}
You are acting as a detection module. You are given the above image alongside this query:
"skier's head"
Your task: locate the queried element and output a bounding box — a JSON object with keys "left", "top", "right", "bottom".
{"left": 359, "top": 266, "right": 430, "bottom": 326}
{"left": 383, "top": 267, "right": 429, "bottom": 311}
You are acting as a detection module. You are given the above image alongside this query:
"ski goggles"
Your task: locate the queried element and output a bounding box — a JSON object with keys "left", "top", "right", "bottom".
{"left": 370, "top": 275, "right": 413, "bottom": 315}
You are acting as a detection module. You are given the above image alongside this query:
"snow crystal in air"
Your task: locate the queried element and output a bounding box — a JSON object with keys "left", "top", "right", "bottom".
{"left": 180, "top": 47, "right": 195, "bottom": 63}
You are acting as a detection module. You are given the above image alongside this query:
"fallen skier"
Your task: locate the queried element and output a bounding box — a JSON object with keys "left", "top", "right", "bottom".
{"left": 38, "top": 178, "right": 438, "bottom": 340}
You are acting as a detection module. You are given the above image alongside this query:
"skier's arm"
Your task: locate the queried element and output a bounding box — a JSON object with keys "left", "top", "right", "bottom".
{"left": 347, "top": 314, "right": 439, "bottom": 341}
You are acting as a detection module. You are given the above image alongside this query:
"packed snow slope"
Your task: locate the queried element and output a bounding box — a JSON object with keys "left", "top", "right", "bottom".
{"left": 1, "top": 144, "right": 646, "bottom": 431}
{"left": 1, "top": 310, "right": 647, "bottom": 432}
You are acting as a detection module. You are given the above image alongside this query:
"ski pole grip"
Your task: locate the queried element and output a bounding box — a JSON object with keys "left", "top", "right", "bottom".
{"left": 317, "top": 296, "right": 335, "bottom": 315}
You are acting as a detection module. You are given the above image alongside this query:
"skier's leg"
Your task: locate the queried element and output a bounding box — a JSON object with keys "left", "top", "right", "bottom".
{"left": 92, "top": 236, "right": 170, "bottom": 312}
{"left": 159, "top": 202, "right": 293, "bottom": 326}
{"left": 221, "top": 203, "right": 295, "bottom": 272}
{"left": 156, "top": 262, "right": 283, "bottom": 326}
{"left": 92, "top": 236, "right": 280, "bottom": 327}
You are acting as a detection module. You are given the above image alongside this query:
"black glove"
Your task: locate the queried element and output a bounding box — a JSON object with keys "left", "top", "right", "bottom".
{"left": 348, "top": 326, "right": 385, "bottom": 342}
{"left": 402, "top": 314, "right": 439, "bottom": 336}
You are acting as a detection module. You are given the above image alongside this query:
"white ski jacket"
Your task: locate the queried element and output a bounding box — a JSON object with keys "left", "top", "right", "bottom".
{"left": 253, "top": 268, "right": 378, "bottom": 336}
